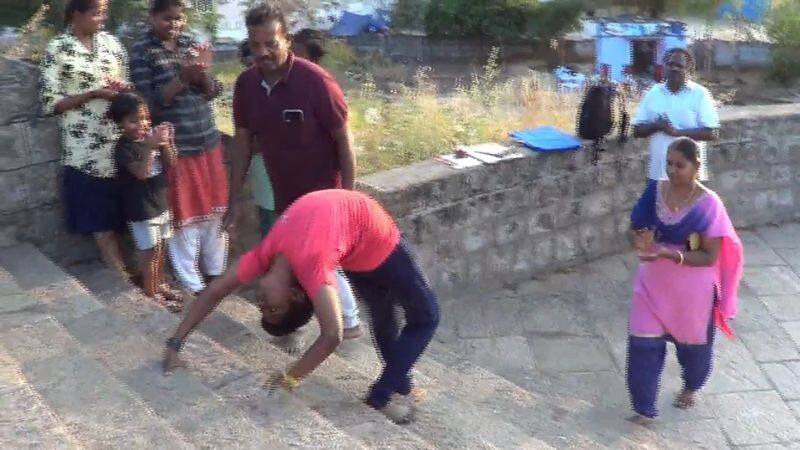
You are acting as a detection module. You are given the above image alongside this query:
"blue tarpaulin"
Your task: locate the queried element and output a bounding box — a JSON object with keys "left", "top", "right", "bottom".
{"left": 509, "top": 126, "right": 582, "bottom": 153}
{"left": 329, "top": 10, "right": 390, "bottom": 37}
{"left": 719, "top": 0, "right": 771, "bottom": 23}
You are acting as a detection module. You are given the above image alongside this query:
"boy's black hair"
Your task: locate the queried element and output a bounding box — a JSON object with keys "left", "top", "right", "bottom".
{"left": 260, "top": 298, "right": 314, "bottom": 337}
{"left": 108, "top": 92, "right": 145, "bottom": 124}
{"left": 293, "top": 28, "right": 326, "bottom": 63}
{"left": 150, "top": 0, "right": 186, "bottom": 15}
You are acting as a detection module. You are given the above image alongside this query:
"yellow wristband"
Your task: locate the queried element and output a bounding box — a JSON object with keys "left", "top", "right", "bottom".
{"left": 282, "top": 372, "right": 300, "bottom": 391}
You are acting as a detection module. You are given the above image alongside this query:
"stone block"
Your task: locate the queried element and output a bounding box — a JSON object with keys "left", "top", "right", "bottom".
{"left": 0, "top": 169, "right": 28, "bottom": 214}
{"left": 0, "top": 122, "right": 28, "bottom": 171}
{"left": 762, "top": 295, "right": 800, "bottom": 323}
{"left": 740, "top": 231, "right": 784, "bottom": 267}
{"left": 763, "top": 361, "right": 800, "bottom": 401}
{"left": 782, "top": 321, "right": 800, "bottom": 349}
{"left": 0, "top": 243, "right": 74, "bottom": 290}
{"left": 494, "top": 216, "right": 526, "bottom": 246}
{"left": 0, "top": 209, "right": 30, "bottom": 248}
{"left": 744, "top": 266, "right": 800, "bottom": 296}
{"left": 527, "top": 235, "right": 555, "bottom": 272}
{"left": 23, "top": 352, "right": 189, "bottom": 449}
{"left": 770, "top": 164, "right": 794, "bottom": 188}
{"left": 38, "top": 292, "right": 102, "bottom": 323}
{"left": 708, "top": 391, "right": 800, "bottom": 446}
{"left": 759, "top": 223, "right": 800, "bottom": 249}
{"left": 579, "top": 191, "right": 613, "bottom": 219}
{"left": 526, "top": 206, "right": 556, "bottom": 236}
{"left": 518, "top": 290, "right": 595, "bottom": 336}
{"left": 553, "top": 228, "right": 582, "bottom": 264}
{"left": 704, "top": 339, "right": 772, "bottom": 394}
{"left": 739, "top": 327, "right": 799, "bottom": 362}
{"left": 578, "top": 215, "right": 616, "bottom": 257}
{"left": 527, "top": 335, "right": 615, "bottom": 373}
{"left": 0, "top": 57, "right": 40, "bottom": 125}
{"left": 26, "top": 118, "right": 61, "bottom": 166}
{"left": 451, "top": 336, "right": 537, "bottom": 383}
{"left": 23, "top": 161, "right": 60, "bottom": 208}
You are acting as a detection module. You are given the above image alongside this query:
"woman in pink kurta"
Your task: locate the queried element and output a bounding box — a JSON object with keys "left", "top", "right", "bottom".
{"left": 627, "top": 137, "right": 743, "bottom": 420}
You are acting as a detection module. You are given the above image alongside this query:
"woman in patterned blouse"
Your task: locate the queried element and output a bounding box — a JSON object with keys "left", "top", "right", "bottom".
{"left": 39, "top": 0, "right": 131, "bottom": 275}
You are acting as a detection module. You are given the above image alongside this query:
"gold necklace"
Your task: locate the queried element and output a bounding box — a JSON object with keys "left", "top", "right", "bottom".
{"left": 666, "top": 181, "right": 697, "bottom": 212}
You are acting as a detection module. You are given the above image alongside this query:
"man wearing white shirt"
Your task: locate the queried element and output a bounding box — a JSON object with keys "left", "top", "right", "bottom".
{"left": 633, "top": 49, "right": 720, "bottom": 181}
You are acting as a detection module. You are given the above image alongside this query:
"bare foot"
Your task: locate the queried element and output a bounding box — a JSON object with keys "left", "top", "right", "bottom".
{"left": 673, "top": 389, "right": 697, "bottom": 409}
{"left": 159, "top": 283, "right": 185, "bottom": 305}
{"left": 376, "top": 397, "right": 415, "bottom": 424}
{"left": 404, "top": 386, "right": 427, "bottom": 403}
{"left": 626, "top": 413, "right": 655, "bottom": 427}
{"left": 343, "top": 324, "right": 363, "bottom": 340}
{"left": 151, "top": 293, "right": 182, "bottom": 313}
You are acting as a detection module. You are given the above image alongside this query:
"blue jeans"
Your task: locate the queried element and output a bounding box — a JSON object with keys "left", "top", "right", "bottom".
{"left": 345, "top": 238, "right": 440, "bottom": 409}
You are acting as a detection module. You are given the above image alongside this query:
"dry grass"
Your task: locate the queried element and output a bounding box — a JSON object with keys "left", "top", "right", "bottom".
{"left": 212, "top": 49, "right": 622, "bottom": 175}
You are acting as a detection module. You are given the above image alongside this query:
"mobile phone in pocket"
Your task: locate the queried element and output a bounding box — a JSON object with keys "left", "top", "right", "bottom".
{"left": 283, "top": 109, "right": 304, "bottom": 123}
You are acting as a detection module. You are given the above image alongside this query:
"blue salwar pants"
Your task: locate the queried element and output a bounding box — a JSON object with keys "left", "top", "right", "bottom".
{"left": 626, "top": 316, "right": 715, "bottom": 418}
{"left": 345, "top": 238, "right": 440, "bottom": 409}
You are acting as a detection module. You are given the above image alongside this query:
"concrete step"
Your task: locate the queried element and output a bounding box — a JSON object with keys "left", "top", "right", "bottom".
{"left": 71, "top": 263, "right": 437, "bottom": 449}
{"left": 206, "top": 295, "right": 554, "bottom": 449}
{"left": 69, "top": 263, "right": 407, "bottom": 449}
{"left": 0, "top": 316, "right": 192, "bottom": 449}
{"left": 68, "top": 261, "right": 550, "bottom": 449}
{"left": 0, "top": 345, "right": 82, "bottom": 449}
{"left": 0, "top": 244, "right": 360, "bottom": 449}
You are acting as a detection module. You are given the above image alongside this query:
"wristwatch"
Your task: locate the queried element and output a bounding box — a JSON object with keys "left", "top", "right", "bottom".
{"left": 166, "top": 337, "right": 184, "bottom": 352}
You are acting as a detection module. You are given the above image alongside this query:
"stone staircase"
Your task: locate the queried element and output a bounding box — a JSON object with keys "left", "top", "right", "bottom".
{"left": 1, "top": 243, "right": 702, "bottom": 449}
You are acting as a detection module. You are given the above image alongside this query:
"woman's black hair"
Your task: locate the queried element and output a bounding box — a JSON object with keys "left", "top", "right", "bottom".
{"left": 150, "top": 0, "right": 186, "bottom": 15}
{"left": 293, "top": 28, "right": 326, "bottom": 64}
{"left": 245, "top": 1, "right": 287, "bottom": 32}
{"left": 260, "top": 299, "right": 314, "bottom": 337}
{"left": 668, "top": 137, "right": 702, "bottom": 168}
{"left": 108, "top": 92, "right": 146, "bottom": 124}
{"left": 64, "top": 0, "right": 95, "bottom": 25}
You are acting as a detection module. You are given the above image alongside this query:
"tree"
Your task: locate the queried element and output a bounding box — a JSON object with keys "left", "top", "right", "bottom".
{"left": 424, "top": 0, "right": 584, "bottom": 41}
{"left": 766, "top": 0, "right": 800, "bottom": 83}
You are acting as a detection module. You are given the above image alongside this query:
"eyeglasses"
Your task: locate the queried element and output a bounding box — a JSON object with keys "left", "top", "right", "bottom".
{"left": 666, "top": 62, "right": 686, "bottom": 69}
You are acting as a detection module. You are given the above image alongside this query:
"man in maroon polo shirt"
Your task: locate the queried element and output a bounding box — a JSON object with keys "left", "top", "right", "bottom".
{"left": 226, "top": 3, "right": 356, "bottom": 220}
{"left": 225, "top": 2, "right": 361, "bottom": 345}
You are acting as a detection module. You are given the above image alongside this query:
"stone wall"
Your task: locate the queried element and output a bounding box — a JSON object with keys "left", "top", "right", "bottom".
{"left": 2, "top": 54, "right": 799, "bottom": 298}
{"left": 0, "top": 56, "right": 99, "bottom": 265}
{"left": 358, "top": 104, "right": 800, "bottom": 298}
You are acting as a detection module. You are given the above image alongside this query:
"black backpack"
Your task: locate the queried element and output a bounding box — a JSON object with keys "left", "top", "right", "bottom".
{"left": 577, "top": 84, "right": 629, "bottom": 142}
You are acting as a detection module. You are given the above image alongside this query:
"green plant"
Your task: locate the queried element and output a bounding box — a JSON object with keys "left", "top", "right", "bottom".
{"left": 424, "top": 0, "right": 583, "bottom": 41}
{"left": 766, "top": 1, "right": 800, "bottom": 83}
{"left": 391, "top": 0, "right": 429, "bottom": 30}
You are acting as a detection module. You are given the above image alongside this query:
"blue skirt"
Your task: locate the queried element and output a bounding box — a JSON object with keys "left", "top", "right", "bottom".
{"left": 63, "top": 166, "right": 124, "bottom": 234}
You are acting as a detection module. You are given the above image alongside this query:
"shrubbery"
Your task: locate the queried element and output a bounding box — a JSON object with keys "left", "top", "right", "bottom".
{"left": 423, "top": 0, "right": 584, "bottom": 41}
{"left": 766, "top": 1, "right": 800, "bottom": 83}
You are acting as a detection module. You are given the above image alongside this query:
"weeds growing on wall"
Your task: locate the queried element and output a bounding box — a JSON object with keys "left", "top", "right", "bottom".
{"left": 213, "top": 47, "right": 619, "bottom": 175}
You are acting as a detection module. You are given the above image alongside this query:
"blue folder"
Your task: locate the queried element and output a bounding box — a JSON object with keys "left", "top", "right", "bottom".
{"left": 509, "top": 126, "right": 582, "bottom": 153}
